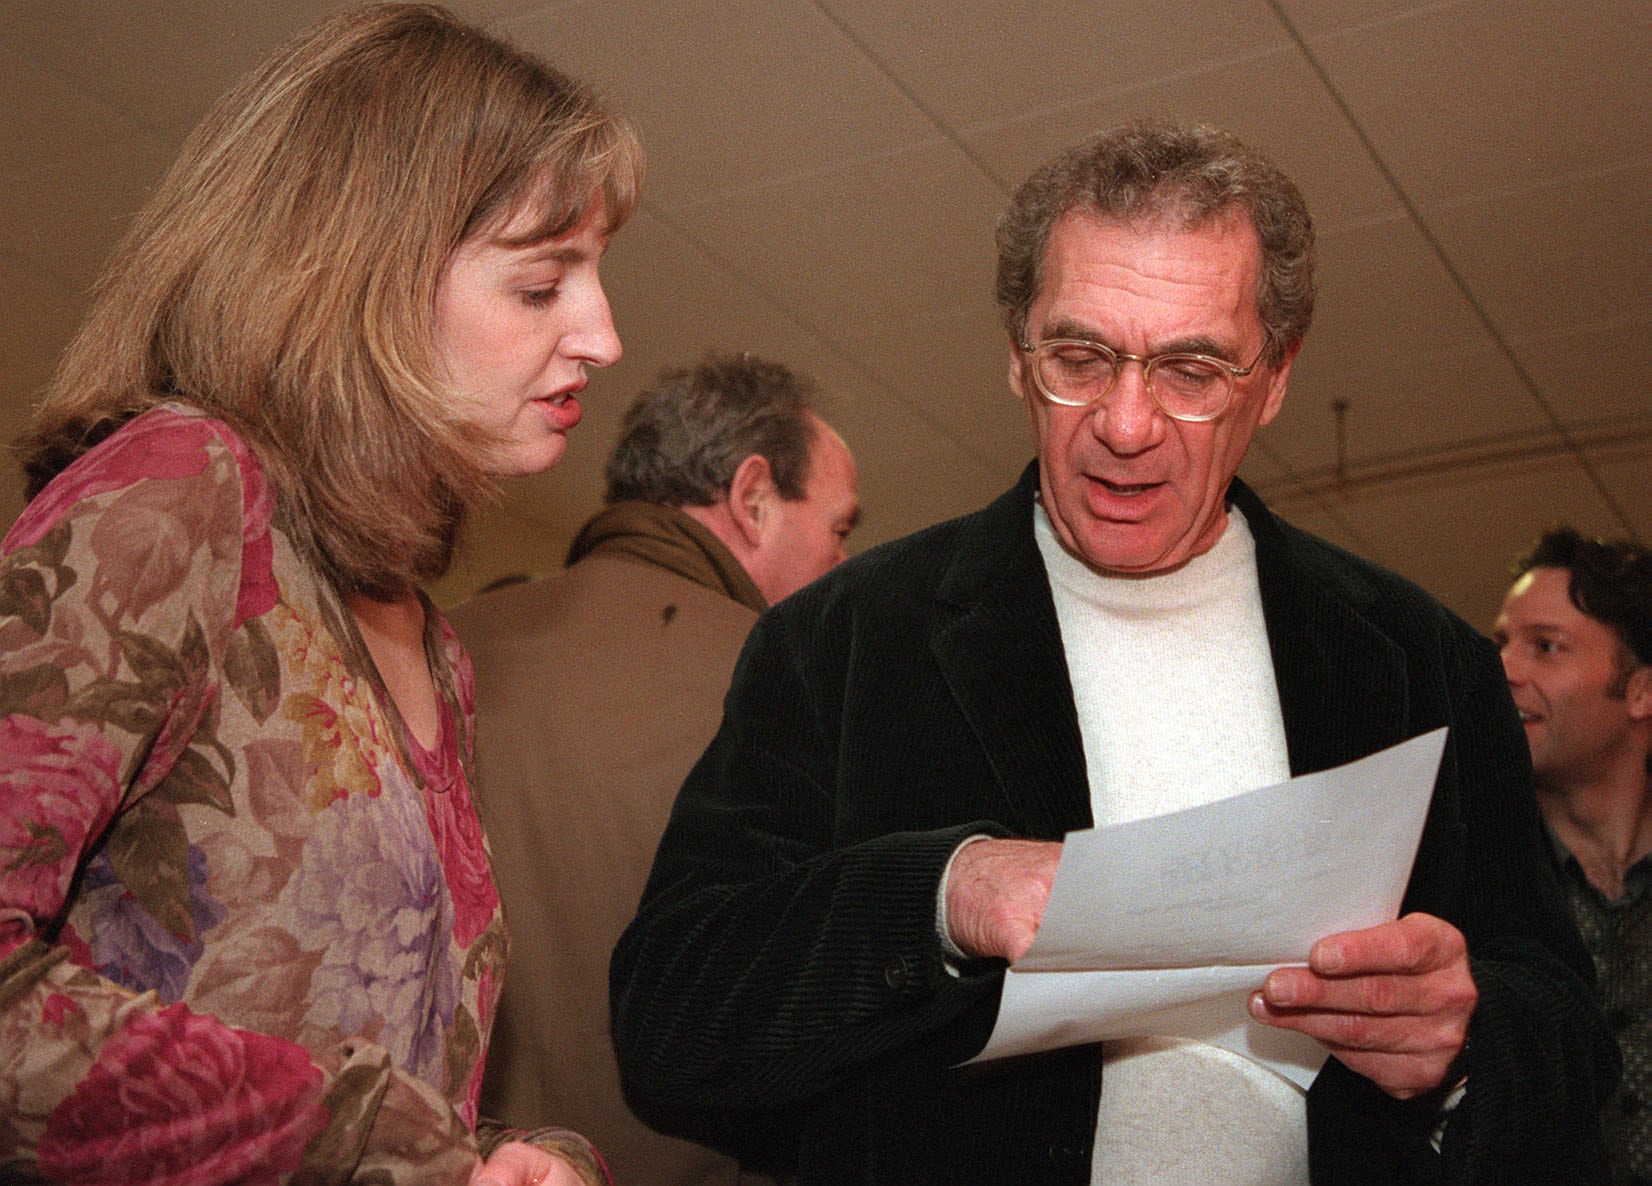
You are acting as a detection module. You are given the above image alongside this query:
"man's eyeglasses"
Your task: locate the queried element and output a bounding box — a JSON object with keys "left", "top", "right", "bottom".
{"left": 1016, "top": 337, "right": 1271, "bottom": 423}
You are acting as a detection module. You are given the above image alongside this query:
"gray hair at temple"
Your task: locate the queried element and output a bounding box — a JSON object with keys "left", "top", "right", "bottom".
{"left": 994, "top": 119, "right": 1316, "bottom": 368}
{"left": 603, "top": 351, "right": 822, "bottom": 506}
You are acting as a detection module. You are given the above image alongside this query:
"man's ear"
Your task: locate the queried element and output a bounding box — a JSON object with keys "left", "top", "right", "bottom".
{"left": 1626, "top": 664, "right": 1652, "bottom": 723}
{"left": 726, "top": 453, "right": 776, "bottom": 547}
{"left": 1257, "top": 338, "right": 1300, "bottom": 428}
{"left": 1007, "top": 332, "right": 1029, "bottom": 402}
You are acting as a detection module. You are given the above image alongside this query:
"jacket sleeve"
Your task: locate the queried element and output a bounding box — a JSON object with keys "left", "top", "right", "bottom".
{"left": 1307, "top": 617, "right": 1617, "bottom": 1185}
{"left": 609, "top": 601, "right": 1007, "bottom": 1165}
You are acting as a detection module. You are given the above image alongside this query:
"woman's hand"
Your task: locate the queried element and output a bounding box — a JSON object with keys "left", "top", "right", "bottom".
{"left": 470, "top": 1140, "right": 590, "bottom": 1186}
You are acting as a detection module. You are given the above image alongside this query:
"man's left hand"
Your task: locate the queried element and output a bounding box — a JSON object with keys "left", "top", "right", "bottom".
{"left": 1248, "top": 912, "right": 1476, "bottom": 1100}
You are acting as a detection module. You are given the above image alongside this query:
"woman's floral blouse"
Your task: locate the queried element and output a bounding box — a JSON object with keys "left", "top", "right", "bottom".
{"left": 0, "top": 406, "right": 603, "bottom": 1184}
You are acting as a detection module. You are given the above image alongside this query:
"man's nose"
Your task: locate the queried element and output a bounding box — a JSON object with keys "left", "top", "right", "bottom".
{"left": 1089, "top": 362, "right": 1163, "bottom": 452}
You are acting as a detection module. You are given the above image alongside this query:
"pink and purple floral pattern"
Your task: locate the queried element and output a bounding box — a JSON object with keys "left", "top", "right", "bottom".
{"left": 0, "top": 407, "right": 580, "bottom": 1183}
{"left": 38, "top": 1004, "right": 327, "bottom": 1186}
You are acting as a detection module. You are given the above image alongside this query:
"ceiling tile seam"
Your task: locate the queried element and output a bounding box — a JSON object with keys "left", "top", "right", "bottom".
{"left": 1248, "top": 435, "right": 1385, "bottom": 563}
{"left": 631, "top": 197, "right": 1011, "bottom": 481}
{"left": 1284, "top": 0, "right": 1481, "bottom": 43}
{"left": 1503, "top": 306, "right": 1652, "bottom": 347}
{"left": 939, "top": 39, "right": 1301, "bottom": 144}
{"left": 1262, "top": 0, "right": 1640, "bottom": 542}
{"left": 808, "top": 0, "right": 1015, "bottom": 195}
{"left": 1412, "top": 152, "right": 1652, "bottom": 219}
{"left": 1254, "top": 415, "right": 1652, "bottom": 503}
{"left": 661, "top": 130, "right": 966, "bottom": 215}
{"left": 1259, "top": 448, "right": 1646, "bottom": 516}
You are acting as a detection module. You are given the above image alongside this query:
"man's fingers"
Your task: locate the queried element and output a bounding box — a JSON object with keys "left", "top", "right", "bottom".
{"left": 1310, "top": 913, "right": 1466, "bottom": 978}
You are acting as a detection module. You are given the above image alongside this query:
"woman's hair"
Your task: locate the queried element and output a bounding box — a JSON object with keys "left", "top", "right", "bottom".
{"left": 18, "top": 2, "right": 642, "bottom": 598}
{"left": 994, "top": 119, "right": 1314, "bottom": 368}
{"left": 603, "top": 351, "right": 821, "bottom": 507}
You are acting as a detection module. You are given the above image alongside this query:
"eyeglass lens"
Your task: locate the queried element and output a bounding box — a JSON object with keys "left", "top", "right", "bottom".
{"left": 1035, "top": 342, "right": 1231, "bottom": 418}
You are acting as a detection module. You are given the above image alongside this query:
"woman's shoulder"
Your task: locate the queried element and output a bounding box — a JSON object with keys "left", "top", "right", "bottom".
{"left": 6, "top": 404, "right": 274, "bottom": 550}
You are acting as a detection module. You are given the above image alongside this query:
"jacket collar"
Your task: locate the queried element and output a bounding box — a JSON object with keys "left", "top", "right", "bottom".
{"left": 930, "top": 463, "right": 1092, "bottom": 836}
{"left": 924, "top": 464, "right": 1411, "bottom": 834}
{"left": 1229, "top": 478, "right": 1410, "bottom": 775}
{"left": 567, "top": 500, "right": 768, "bottom": 614}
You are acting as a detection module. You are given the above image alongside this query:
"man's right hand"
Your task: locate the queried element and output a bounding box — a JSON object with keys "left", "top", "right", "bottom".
{"left": 944, "top": 838, "right": 1062, "bottom": 962}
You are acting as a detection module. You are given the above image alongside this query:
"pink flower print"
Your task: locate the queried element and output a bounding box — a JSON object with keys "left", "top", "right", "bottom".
{"left": 5, "top": 408, "right": 218, "bottom": 551}
{"left": 424, "top": 769, "right": 498, "bottom": 948}
{"left": 41, "top": 992, "right": 79, "bottom": 1029}
{"left": 38, "top": 1003, "right": 328, "bottom": 1186}
{"left": 0, "top": 715, "right": 122, "bottom": 920}
{"left": 462, "top": 960, "right": 501, "bottom": 1126}
{"left": 221, "top": 425, "right": 278, "bottom": 629}
{"left": 460, "top": 1037, "right": 486, "bottom": 1130}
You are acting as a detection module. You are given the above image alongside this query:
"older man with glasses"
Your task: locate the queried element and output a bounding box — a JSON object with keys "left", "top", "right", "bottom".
{"left": 612, "top": 120, "right": 1615, "bottom": 1185}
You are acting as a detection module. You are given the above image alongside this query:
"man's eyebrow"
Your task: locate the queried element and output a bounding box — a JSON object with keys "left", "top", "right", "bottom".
{"left": 1034, "top": 318, "right": 1234, "bottom": 359}
{"left": 1038, "top": 316, "right": 1102, "bottom": 342}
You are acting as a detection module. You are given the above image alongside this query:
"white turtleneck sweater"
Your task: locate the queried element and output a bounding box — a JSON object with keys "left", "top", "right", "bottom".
{"left": 1034, "top": 502, "right": 1309, "bottom": 1186}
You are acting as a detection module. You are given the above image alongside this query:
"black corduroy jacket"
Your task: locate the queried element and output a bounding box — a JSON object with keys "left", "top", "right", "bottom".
{"left": 613, "top": 464, "right": 1616, "bottom": 1185}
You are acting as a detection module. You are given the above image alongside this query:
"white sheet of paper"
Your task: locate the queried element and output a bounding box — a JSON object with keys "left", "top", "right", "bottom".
{"left": 964, "top": 728, "right": 1448, "bottom": 1088}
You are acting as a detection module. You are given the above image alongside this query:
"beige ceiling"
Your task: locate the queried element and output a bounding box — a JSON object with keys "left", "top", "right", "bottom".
{"left": 3, "top": 0, "right": 1648, "bottom": 631}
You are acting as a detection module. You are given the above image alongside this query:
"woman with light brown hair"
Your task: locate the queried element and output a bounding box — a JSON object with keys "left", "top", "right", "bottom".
{"left": 0, "top": 5, "right": 639, "bottom": 1183}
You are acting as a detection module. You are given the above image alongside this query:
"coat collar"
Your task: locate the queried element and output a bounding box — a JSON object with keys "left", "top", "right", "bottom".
{"left": 1228, "top": 479, "right": 1410, "bottom": 775}
{"left": 567, "top": 500, "right": 768, "bottom": 613}
{"left": 930, "top": 464, "right": 1092, "bottom": 836}
{"left": 923, "top": 464, "right": 1412, "bottom": 836}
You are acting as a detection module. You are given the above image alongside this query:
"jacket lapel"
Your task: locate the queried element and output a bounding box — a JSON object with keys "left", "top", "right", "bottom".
{"left": 922, "top": 471, "right": 1412, "bottom": 836}
{"left": 1236, "top": 481, "right": 1410, "bottom": 775}
{"left": 929, "top": 466, "right": 1092, "bottom": 839}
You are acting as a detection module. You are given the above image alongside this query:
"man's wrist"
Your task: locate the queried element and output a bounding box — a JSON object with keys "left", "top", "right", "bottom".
{"left": 936, "top": 834, "right": 993, "bottom": 966}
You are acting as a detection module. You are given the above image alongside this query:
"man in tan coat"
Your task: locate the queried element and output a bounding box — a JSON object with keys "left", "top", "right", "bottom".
{"left": 453, "top": 352, "right": 859, "bottom": 1186}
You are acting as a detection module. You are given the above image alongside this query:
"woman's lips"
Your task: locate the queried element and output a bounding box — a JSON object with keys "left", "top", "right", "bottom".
{"left": 536, "top": 391, "right": 583, "bottom": 431}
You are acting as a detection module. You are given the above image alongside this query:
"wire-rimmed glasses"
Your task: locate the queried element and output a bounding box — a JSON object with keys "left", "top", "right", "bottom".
{"left": 1017, "top": 337, "right": 1270, "bottom": 422}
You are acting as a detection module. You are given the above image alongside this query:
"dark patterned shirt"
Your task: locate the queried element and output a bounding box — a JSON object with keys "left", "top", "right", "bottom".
{"left": 1552, "top": 831, "right": 1652, "bottom": 1185}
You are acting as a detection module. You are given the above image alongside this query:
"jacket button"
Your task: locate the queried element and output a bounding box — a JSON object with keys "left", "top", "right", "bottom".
{"left": 883, "top": 956, "right": 912, "bottom": 989}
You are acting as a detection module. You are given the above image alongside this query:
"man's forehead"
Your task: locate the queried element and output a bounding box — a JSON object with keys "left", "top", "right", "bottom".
{"left": 1037, "top": 207, "right": 1266, "bottom": 308}
{"left": 1502, "top": 567, "right": 1609, "bottom": 632}
{"left": 1055, "top": 201, "right": 1258, "bottom": 248}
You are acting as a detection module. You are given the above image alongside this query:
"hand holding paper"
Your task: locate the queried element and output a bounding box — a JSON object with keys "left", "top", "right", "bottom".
{"left": 963, "top": 729, "right": 1452, "bottom": 1091}
{"left": 1251, "top": 911, "right": 1476, "bottom": 1099}
{"left": 945, "top": 837, "right": 1060, "bottom": 962}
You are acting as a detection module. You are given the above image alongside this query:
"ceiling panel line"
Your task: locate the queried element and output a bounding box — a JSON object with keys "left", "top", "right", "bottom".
{"left": 810, "top": 0, "right": 1016, "bottom": 194}
{"left": 1254, "top": 415, "right": 1652, "bottom": 506}
{"left": 1420, "top": 151, "right": 1652, "bottom": 217}
{"left": 1249, "top": 434, "right": 1385, "bottom": 563}
{"left": 1264, "top": 0, "right": 1640, "bottom": 541}
{"left": 635, "top": 198, "right": 1008, "bottom": 478}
